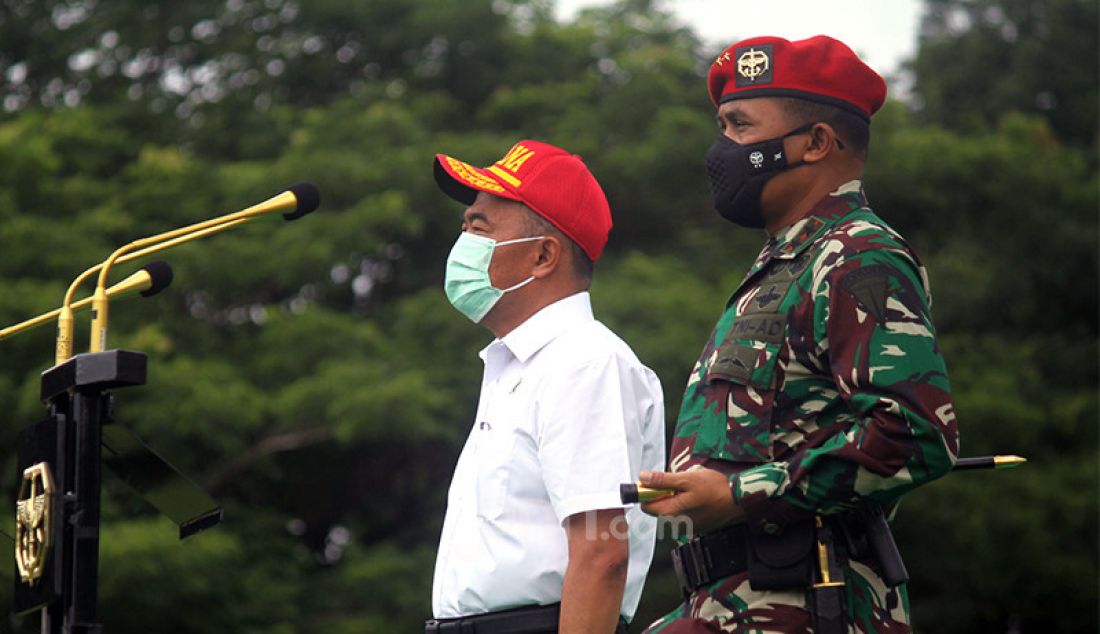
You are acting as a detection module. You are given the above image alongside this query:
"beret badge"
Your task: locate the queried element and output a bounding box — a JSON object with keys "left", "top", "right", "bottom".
{"left": 708, "top": 37, "right": 885, "bottom": 120}
{"left": 735, "top": 44, "right": 773, "bottom": 87}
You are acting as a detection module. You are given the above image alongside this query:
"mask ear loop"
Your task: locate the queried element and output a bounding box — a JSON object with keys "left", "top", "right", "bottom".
{"left": 500, "top": 276, "right": 536, "bottom": 293}
{"left": 782, "top": 121, "right": 818, "bottom": 139}
{"left": 495, "top": 235, "right": 545, "bottom": 248}
{"left": 785, "top": 122, "right": 848, "bottom": 166}
{"left": 794, "top": 121, "right": 848, "bottom": 151}
{"left": 494, "top": 235, "right": 546, "bottom": 293}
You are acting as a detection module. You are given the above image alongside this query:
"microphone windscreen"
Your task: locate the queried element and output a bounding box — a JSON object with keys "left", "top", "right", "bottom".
{"left": 283, "top": 182, "right": 321, "bottom": 220}
{"left": 140, "top": 260, "right": 175, "bottom": 297}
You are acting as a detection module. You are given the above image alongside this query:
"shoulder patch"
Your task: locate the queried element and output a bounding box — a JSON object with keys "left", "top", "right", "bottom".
{"left": 840, "top": 265, "right": 894, "bottom": 324}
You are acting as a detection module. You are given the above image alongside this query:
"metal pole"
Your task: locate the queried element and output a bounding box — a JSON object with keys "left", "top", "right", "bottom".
{"left": 64, "top": 390, "right": 105, "bottom": 634}
{"left": 22, "top": 350, "right": 148, "bottom": 634}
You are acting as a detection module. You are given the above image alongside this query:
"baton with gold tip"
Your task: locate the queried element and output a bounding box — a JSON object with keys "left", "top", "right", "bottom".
{"left": 619, "top": 483, "right": 676, "bottom": 504}
{"left": 619, "top": 454, "right": 1027, "bottom": 504}
{"left": 951, "top": 454, "right": 1027, "bottom": 471}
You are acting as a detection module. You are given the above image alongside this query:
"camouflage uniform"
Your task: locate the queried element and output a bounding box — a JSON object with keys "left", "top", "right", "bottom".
{"left": 645, "top": 181, "right": 959, "bottom": 634}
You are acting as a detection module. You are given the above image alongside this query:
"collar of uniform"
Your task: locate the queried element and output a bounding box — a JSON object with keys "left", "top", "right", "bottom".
{"left": 479, "top": 291, "right": 595, "bottom": 365}
{"left": 765, "top": 179, "right": 868, "bottom": 261}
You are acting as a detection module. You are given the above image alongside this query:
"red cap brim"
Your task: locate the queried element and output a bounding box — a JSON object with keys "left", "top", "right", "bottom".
{"left": 433, "top": 154, "right": 522, "bottom": 206}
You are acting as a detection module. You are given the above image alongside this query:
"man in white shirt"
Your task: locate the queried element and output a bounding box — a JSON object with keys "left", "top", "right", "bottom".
{"left": 428, "top": 139, "right": 665, "bottom": 634}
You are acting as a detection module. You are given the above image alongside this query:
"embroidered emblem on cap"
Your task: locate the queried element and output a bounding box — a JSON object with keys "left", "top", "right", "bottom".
{"left": 487, "top": 143, "right": 536, "bottom": 187}
{"left": 445, "top": 157, "right": 506, "bottom": 193}
{"left": 497, "top": 144, "right": 535, "bottom": 172}
{"left": 434, "top": 139, "right": 612, "bottom": 261}
{"left": 735, "top": 44, "right": 773, "bottom": 87}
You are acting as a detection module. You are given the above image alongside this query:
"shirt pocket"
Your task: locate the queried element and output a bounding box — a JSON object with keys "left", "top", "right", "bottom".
{"left": 473, "top": 418, "right": 517, "bottom": 521}
{"left": 701, "top": 334, "right": 782, "bottom": 464}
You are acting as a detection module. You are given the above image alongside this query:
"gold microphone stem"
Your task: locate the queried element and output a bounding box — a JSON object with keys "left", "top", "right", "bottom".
{"left": 3, "top": 307, "right": 61, "bottom": 342}
{"left": 92, "top": 193, "right": 296, "bottom": 290}
{"left": 1, "top": 269, "right": 159, "bottom": 342}
{"left": 52, "top": 217, "right": 250, "bottom": 363}
{"left": 54, "top": 306, "right": 74, "bottom": 365}
{"left": 88, "top": 286, "right": 109, "bottom": 353}
{"left": 86, "top": 193, "right": 296, "bottom": 354}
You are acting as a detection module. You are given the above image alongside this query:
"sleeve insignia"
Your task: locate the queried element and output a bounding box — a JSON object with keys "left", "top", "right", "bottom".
{"left": 840, "top": 265, "right": 894, "bottom": 324}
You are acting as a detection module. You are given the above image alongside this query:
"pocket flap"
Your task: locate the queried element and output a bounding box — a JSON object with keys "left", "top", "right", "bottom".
{"left": 748, "top": 519, "right": 815, "bottom": 568}
{"left": 746, "top": 519, "right": 816, "bottom": 590}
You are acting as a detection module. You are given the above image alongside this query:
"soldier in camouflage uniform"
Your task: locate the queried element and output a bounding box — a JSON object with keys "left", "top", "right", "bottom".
{"left": 638, "top": 36, "right": 959, "bottom": 633}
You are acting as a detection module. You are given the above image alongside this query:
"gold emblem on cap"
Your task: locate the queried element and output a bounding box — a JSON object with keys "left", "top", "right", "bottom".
{"left": 446, "top": 157, "right": 505, "bottom": 193}
{"left": 737, "top": 48, "right": 770, "bottom": 82}
{"left": 15, "top": 462, "right": 55, "bottom": 585}
{"left": 496, "top": 144, "right": 535, "bottom": 174}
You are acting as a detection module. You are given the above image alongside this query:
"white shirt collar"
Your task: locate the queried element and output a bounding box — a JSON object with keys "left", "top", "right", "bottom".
{"left": 478, "top": 291, "right": 594, "bottom": 364}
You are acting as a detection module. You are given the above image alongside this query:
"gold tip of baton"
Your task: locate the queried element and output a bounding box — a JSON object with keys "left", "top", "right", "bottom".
{"left": 993, "top": 455, "right": 1027, "bottom": 469}
{"left": 953, "top": 454, "right": 1028, "bottom": 471}
{"left": 619, "top": 483, "right": 675, "bottom": 504}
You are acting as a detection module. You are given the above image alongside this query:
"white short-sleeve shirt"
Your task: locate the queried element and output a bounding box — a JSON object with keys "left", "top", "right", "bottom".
{"left": 431, "top": 292, "right": 665, "bottom": 621}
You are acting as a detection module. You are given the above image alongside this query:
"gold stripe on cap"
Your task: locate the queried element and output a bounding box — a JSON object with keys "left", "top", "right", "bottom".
{"left": 446, "top": 157, "right": 505, "bottom": 193}
{"left": 487, "top": 165, "right": 522, "bottom": 188}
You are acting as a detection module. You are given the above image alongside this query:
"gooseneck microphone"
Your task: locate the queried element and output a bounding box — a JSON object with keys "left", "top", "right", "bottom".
{"left": 135, "top": 260, "right": 174, "bottom": 297}
{"left": 281, "top": 183, "right": 321, "bottom": 221}
{"left": 54, "top": 183, "right": 319, "bottom": 364}
{"left": 0, "top": 261, "right": 174, "bottom": 341}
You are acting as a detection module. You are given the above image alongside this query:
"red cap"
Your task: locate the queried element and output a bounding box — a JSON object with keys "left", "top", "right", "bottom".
{"left": 434, "top": 140, "right": 612, "bottom": 261}
{"left": 708, "top": 35, "right": 886, "bottom": 121}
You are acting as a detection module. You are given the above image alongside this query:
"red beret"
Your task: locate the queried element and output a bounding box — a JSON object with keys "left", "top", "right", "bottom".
{"left": 434, "top": 140, "right": 612, "bottom": 261}
{"left": 707, "top": 35, "right": 886, "bottom": 121}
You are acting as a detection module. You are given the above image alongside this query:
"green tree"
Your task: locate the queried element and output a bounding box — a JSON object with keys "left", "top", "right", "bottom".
{"left": 0, "top": 1, "right": 1095, "bottom": 632}
{"left": 910, "top": 0, "right": 1099, "bottom": 146}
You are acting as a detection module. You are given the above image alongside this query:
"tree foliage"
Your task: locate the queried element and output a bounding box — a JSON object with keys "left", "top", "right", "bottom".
{"left": 0, "top": 1, "right": 1095, "bottom": 632}
{"left": 910, "top": 0, "right": 1099, "bottom": 146}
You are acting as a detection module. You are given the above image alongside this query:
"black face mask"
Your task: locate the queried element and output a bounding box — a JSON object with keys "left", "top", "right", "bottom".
{"left": 704, "top": 123, "right": 814, "bottom": 228}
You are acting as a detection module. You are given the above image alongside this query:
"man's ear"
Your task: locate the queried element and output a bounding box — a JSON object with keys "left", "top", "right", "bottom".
{"left": 531, "top": 236, "right": 562, "bottom": 279}
{"left": 802, "top": 122, "right": 839, "bottom": 163}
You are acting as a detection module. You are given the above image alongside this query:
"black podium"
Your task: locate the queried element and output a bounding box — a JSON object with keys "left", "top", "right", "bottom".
{"left": 14, "top": 351, "right": 223, "bottom": 633}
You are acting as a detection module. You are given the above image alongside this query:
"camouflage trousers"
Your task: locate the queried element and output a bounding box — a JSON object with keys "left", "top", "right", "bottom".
{"left": 641, "top": 560, "right": 910, "bottom": 634}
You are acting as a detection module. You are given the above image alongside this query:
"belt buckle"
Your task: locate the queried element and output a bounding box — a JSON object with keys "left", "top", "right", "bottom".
{"left": 672, "top": 538, "right": 712, "bottom": 599}
{"left": 686, "top": 538, "right": 712, "bottom": 585}
{"left": 424, "top": 619, "right": 475, "bottom": 634}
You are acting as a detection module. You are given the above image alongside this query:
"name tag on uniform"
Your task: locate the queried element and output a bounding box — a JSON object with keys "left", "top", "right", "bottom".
{"left": 728, "top": 313, "right": 787, "bottom": 344}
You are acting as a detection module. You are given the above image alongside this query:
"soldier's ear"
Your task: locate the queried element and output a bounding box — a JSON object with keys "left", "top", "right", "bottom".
{"left": 802, "top": 123, "right": 838, "bottom": 163}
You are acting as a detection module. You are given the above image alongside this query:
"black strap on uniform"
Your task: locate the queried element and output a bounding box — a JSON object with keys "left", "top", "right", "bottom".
{"left": 669, "top": 523, "right": 750, "bottom": 597}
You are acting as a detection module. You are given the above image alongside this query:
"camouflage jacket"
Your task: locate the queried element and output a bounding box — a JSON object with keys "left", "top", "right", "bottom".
{"left": 671, "top": 181, "right": 959, "bottom": 533}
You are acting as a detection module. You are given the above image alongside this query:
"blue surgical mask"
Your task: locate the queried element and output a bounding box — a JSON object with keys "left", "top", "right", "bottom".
{"left": 444, "top": 232, "right": 543, "bottom": 323}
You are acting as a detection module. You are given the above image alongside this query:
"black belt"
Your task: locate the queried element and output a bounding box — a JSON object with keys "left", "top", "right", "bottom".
{"left": 670, "top": 523, "right": 750, "bottom": 597}
{"left": 425, "top": 603, "right": 628, "bottom": 634}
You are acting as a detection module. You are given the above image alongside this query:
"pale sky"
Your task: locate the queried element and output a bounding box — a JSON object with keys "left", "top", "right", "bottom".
{"left": 555, "top": 0, "right": 923, "bottom": 79}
